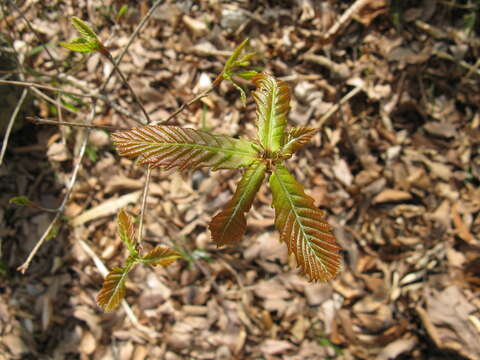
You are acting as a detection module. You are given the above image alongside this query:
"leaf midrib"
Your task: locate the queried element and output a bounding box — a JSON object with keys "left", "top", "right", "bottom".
{"left": 272, "top": 167, "right": 327, "bottom": 274}
{"left": 106, "top": 264, "right": 133, "bottom": 309}
{"left": 219, "top": 162, "right": 264, "bottom": 239}
{"left": 135, "top": 141, "right": 258, "bottom": 158}
{"left": 265, "top": 81, "right": 277, "bottom": 151}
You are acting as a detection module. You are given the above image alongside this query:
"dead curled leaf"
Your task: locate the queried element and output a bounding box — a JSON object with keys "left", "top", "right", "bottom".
{"left": 418, "top": 286, "right": 480, "bottom": 360}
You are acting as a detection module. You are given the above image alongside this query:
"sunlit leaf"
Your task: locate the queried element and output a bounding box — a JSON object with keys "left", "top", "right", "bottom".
{"left": 270, "top": 164, "right": 341, "bottom": 281}
{"left": 117, "top": 209, "right": 137, "bottom": 255}
{"left": 71, "top": 17, "right": 98, "bottom": 41}
{"left": 281, "top": 126, "right": 317, "bottom": 158}
{"left": 97, "top": 265, "right": 132, "bottom": 312}
{"left": 112, "top": 125, "right": 259, "bottom": 170}
{"left": 224, "top": 38, "right": 250, "bottom": 73}
{"left": 117, "top": 4, "right": 129, "bottom": 21}
{"left": 60, "top": 38, "right": 99, "bottom": 53}
{"left": 234, "top": 70, "right": 258, "bottom": 80}
{"left": 210, "top": 161, "right": 266, "bottom": 246}
{"left": 252, "top": 73, "right": 290, "bottom": 154}
{"left": 140, "top": 246, "right": 182, "bottom": 267}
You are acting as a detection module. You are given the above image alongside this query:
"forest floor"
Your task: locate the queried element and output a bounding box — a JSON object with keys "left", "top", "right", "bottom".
{"left": 0, "top": 0, "right": 479, "bottom": 359}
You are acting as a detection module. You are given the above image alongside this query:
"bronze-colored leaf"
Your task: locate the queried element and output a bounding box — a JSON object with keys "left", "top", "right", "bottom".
{"left": 281, "top": 126, "right": 317, "bottom": 158}
{"left": 97, "top": 266, "right": 132, "bottom": 312}
{"left": 112, "top": 125, "right": 258, "bottom": 170}
{"left": 140, "top": 246, "right": 182, "bottom": 267}
{"left": 270, "top": 164, "right": 342, "bottom": 281}
{"left": 209, "top": 161, "right": 266, "bottom": 246}
{"left": 117, "top": 209, "right": 136, "bottom": 254}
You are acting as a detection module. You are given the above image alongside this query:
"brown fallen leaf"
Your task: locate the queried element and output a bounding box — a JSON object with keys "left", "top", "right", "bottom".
{"left": 259, "top": 339, "right": 294, "bottom": 355}
{"left": 372, "top": 189, "right": 412, "bottom": 204}
{"left": 353, "top": 0, "right": 388, "bottom": 26}
{"left": 420, "top": 286, "right": 480, "bottom": 360}
{"left": 424, "top": 121, "right": 457, "bottom": 138}
{"left": 451, "top": 203, "right": 475, "bottom": 244}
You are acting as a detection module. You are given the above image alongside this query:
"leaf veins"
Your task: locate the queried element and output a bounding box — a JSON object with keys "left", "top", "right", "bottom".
{"left": 252, "top": 73, "right": 291, "bottom": 153}
{"left": 140, "top": 246, "right": 182, "bottom": 267}
{"left": 270, "top": 164, "right": 341, "bottom": 281}
{"left": 209, "top": 161, "right": 266, "bottom": 246}
{"left": 117, "top": 209, "right": 136, "bottom": 254}
{"left": 112, "top": 125, "right": 259, "bottom": 170}
{"left": 97, "top": 266, "right": 132, "bottom": 312}
{"left": 281, "top": 126, "right": 317, "bottom": 158}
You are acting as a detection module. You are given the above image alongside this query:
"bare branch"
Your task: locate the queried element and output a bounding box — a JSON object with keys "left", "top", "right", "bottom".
{"left": 137, "top": 167, "right": 151, "bottom": 249}
{"left": 27, "top": 116, "right": 123, "bottom": 130}
{"left": 0, "top": 88, "right": 28, "bottom": 165}
{"left": 316, "top": 84, "right": 364, "bottom": 129}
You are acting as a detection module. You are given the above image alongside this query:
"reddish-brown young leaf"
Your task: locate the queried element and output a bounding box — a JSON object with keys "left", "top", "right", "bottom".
{"left": 281, "top": 126, "right": 317, "bottom": 158}
{"left": 270, "top": 164, "right": 341, "bottom": 281}
{"left": 252, "top": 73, "right": 291, "bottom": 153}
{"left": 97, "top": 266, "right": 132, "bottom": 312}
{"left": 140, "top": 246, "right": 181, "bottom": 267}
{"left": 117, "top": 209, "right": 137, "bottom": 254}
{"left": 209, "top": 161, "right": 266, "bottom": 246}
{"left": 111, "top": 125, "right": 258, "bottom": 170}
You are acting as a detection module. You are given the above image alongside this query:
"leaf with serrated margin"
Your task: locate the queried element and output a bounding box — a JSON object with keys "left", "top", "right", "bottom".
{"left": 71, "top": 17, "right": 98, "bottom": 40}
{"left": 281, "top": 126, "right": 317, "bottom": 158}
{"left": 111, "top": 125, "right": 259, "bottom": 170}
{"left": 270, "top": 164, "right": 341, "bottom": 281}
{"left": 210, "top": 161, "right": 266, "bottom": 246}
{"left": 97, "top": 265, "right": 132, "bottom": 312}
{"left": 117, "top": 209, "right": 137, "bottom": 255}
{"left": 252, "top": 73, "right": 291, "bottom": 154}
{"left": 140, "top": 246, "right": 182, "bottom": 267}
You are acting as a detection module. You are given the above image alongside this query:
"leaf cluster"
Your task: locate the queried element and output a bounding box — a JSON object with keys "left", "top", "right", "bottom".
{"left": 97, "top": 210, "right": 181, "bottom": 312}
{"left": 60, "top": 17, "right": 108, "bottom": 56}
{"left": 112, "top": 72, "right": 342, "bottom": 282}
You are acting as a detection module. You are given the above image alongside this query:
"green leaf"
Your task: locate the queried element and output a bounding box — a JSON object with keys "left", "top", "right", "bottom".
{"left": 140, "top": 246, "right": 182, "bottom": 267}
{"left": 281, "top": 126, "right": 317, "bottom": 158}
{"left": 209, "top": 161, "right": 266, "bottom": 246}
{"left": 224, "top": 38, "right": 250, "bottom": 73}
{"left": 117, "top": 4, "right": 129, "bottom": 21}
{"left": 234, "top": 70, "right": 258, "bottom": 80}
{"left": 111, "top": 125, "right": 259, "bottom": 170}
{"left": 117, "top": 209, "right": 137, "bottom": 256}
{"left": 97, "top": 265, "right": 133, "bottom": 312}
{"left": 60, "top": 38, "right": 99, "bottom": 53}
{"left": 231, "top": 81, "right": 247, "bottom": 105}
{"left": 71, "top": 17, "right": 98, "bottom": 41}
{"left": 9, "top": 196, "right": 34, "bottom": 207}
{"left": 252, "top": 73, "right": 291, "bottom": 154}
{"left": 270, "top": 164, "right": 342, "bottom": 282}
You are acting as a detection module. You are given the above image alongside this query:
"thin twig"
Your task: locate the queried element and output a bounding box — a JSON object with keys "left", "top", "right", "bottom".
{"left": 105, "top": 54, "right": 150, "bottom": 124}
{"left": 0, "top": 79, "right": 145, "bottom": 124}
{"left": 27, "top": 116, "right": 122, "bottom": 130}
{"left": 323, "top": 0, "right": 371, "bottom": 40}
{"left": 137, "top": 167, "right": 151, "bottom": 248}
{"left": 0, "top": 79, "right": 94, "bottom": 97}
{"left": 154, "top": 74, "right": 223, "bottom": 125}
{"left": 0, "top": 88, "right": 28, "bottom": 165}
{"left": 17, "top": 103, "right": 96, "bottom": 274}
{"left": 103, "top": 0, "right": 164, "bottom": 89}
{"left": 434, "top": 50, "right": 480, "bottom": 77}
{"left": 28, "top": 87, "right": 78, "bottom": 115}
{"left": 12, "top": 1, "right": 68, "bottom": 143}
{"left": 17, "top": 215, "right": 62, "bottom": 274}
{"left": 316, "top": 84, "right": 364, "bottom": 129}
